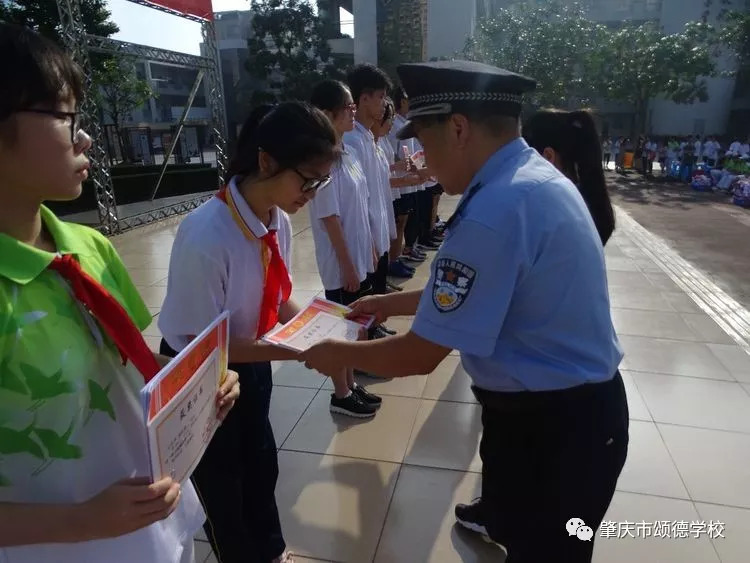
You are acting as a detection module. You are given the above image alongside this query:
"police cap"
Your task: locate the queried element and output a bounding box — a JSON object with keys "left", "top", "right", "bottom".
{"left": 395, "top": 60, "right": 537, "bottom": 140}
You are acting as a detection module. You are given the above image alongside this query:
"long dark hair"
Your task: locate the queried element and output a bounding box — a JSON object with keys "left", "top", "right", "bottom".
{"left": 228, "top": 101, "right": 338, "bottom": 179}
{"left": 310, "top": 80, "right": 350, "bottom": 113}
{"left": 523, "top": 109, "right": 615, "bottom": 245}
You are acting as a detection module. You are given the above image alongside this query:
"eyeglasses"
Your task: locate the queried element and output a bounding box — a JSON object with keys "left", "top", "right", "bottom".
{"left": 19, "top": 109, "right": 82, "bottom": 145}
{"left": 293, "top": 168, "right": 331, "bottom": 193}
{"left": 340, "top": 103, "right": 357, "bottom": 113}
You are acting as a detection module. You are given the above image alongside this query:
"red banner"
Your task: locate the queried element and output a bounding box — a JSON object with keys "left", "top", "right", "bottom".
{"left": 142, "top": 0, "right": 214, "bottom": 21}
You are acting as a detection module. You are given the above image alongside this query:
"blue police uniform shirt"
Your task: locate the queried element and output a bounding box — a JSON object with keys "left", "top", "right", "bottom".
{"left": 411, "top": 138, "right": 623, "bottom": 392}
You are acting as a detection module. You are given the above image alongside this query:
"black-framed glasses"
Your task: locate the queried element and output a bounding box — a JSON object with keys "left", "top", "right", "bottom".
{"left": 293, "top": 168, "right": 331, "bottom": 193}
{"left": 19, "top": 109, "right": 82, "bottom": 145}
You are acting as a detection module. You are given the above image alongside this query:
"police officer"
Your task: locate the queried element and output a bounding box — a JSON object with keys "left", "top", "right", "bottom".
{"left": 301, "top": 60, "right": 629, "bottom": 563}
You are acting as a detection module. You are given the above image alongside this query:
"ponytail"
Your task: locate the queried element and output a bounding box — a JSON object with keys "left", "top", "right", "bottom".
{"left": 228, "top": 101, "right": 338, "bottom": 180}
{"left": 568, "top": 110, "right": 615, "bottom": 245}
{"left": 523, "top": 108, "right": 615, "bottom": 245}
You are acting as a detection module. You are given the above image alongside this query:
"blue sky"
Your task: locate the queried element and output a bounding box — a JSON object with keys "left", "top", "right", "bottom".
{"left": 106, "top": 0, "right": 353, "bottom": 55}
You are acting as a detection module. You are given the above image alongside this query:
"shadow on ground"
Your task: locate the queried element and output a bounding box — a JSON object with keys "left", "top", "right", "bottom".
{"left": 607, "top": 171, "right": 734, "bottom": 210}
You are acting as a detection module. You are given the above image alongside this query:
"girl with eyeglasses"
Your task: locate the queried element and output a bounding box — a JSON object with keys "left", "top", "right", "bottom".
{"left": 158, "top": 102, "right": 341, "bottom": 563}
{"left": 0, "top": 23, "right": 240, "bottom": 563}
{"left": 308, "top": 79, "right": 382, "bottom": 418}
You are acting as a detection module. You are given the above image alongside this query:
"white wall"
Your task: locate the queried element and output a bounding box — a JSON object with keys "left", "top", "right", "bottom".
{"left": 426, "top": 0, "right": 476, "bottom": 59}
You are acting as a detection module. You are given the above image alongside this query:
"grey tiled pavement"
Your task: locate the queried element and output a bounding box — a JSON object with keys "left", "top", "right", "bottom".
{"left": 111, "top": 196, "right": 750, "bottom": 562}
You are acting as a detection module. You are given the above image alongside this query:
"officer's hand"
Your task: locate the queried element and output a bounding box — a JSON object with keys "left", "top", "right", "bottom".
{"left": 301, "top": 340, "right": 344, "bottom": 378}
{"left": 347, "top": 295, "right": 390, "bottom": 325}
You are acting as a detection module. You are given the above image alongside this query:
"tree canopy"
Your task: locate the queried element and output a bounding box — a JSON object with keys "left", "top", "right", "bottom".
{"left": 464, "top": 1, "right": 607, "bottom": 108}
{"left": 0, "top": 0, "right": 118, "bottom": 45}
{"left": 593, "top": 20, "right": 717, "bottom": 135}
{"left": 464, "top": 1, "right": 719, "bottom": 136}
{"left": 245, "top": 0, "right": 341, "bottom": 103}
{"left": 93, "top": 57, "right": 154, "bottom": 163}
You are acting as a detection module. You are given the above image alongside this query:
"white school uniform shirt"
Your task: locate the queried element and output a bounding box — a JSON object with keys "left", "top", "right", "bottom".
{"left": 728, "top": 141, "right": 742, "bottom": 156}
{"left": 343, "top": 122, "right": 392, "bottom": 256}
{"left": 374, "top": 138, "right": 398, "bottom": 239}
{"left": 709, "top": 141, "right": 720, "bottom": 160}
{"left": 308, "top": 146, "right": 374, "bottom": 290}
{"left": 741, "top": 143, "right": 750, "bottom": 157}
{"left": 389, "top": 114, "right": 422, "bottom": 196}
{"left": 159, "top": 176, "right": 293, "bottom": 351}
{"left": 378, "top": 137, "right": 400, "bottom": 201}
{"left": 694, "top": 140, "right": 702, "bottom": 158}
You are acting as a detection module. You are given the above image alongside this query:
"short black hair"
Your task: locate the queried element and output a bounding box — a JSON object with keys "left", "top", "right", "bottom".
{"left": 382, "top": 98, "right": 395, "bottom": 125}
{"left": 0, "top": 23, "right": 84, "bottom": 121}
{"left": 346, "top": 64, "right": 392, "bottom": 104}
{"left": 391, "top": 86, "right": 407, "bottom": 109}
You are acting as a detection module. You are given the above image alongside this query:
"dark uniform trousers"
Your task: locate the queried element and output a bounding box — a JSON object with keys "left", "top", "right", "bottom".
{"left": 473, "top": 372, "right": 629, "bottom": 563}
{"left": 160, "top": 339, "right": 286, "bottom": 563}
{"left": 325, "top": 277, "right": 373, "bottom": 307}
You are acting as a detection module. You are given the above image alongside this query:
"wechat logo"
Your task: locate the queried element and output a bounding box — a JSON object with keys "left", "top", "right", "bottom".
{"left": 566, "top": 518, "right": 594, "bottom": 541}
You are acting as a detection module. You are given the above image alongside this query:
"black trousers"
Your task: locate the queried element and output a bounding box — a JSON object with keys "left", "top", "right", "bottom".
{"left": 367, "top": 252, "right": 389, "bottom": 295}
{"left": 416, "top": 189, "right": 434, "bottom": 245}
{"left": 325, "top": 277, "right": 371, "bottom": 307}
{"left": 473, "top": 372, "right": 629, "bottom": 563}
{"left": 159, "top": 340, "right": 285, "bottom": 563}
{"left": 403, "top": 194, "right": 419, "bottom": 249}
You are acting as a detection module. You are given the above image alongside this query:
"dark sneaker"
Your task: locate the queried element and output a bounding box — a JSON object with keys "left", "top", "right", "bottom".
{"left": 455, "top": 499, "right": 508, "bottom": 553}
{"left": 330, "top": 393, "right": 377, "bottom": 418}
{"left": 388, "top": 261, "right": 415, "bottom": 278}
{"left": 352, "top": 385, "right": 382, "bottom": 407}
{"left": 418, "top": 240, "right": 441, "bottom": 251}
{"left": 378, "top": 324, "right": 397, "bottom": 336}
{"left": 386, "top": 280, "right": 403, "bottom": 291}
{"left": 398, "top": 258, "right": 416, "bottom": 272}
{"left": 353, "top": 369, "right": 385, "bottom": 379}
{"left": 402, "top": 248, "right": 427, "bottom": 263}
{"left": 455, "top": 498, "right": 489, "bottom": 537}
{"left": 369, "top": 325, "right": 393, "bottom": 339}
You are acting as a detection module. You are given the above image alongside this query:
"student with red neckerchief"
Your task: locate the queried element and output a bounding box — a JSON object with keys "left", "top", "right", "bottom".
{"left": 159, "top": 102, "right": 341, "bottom": 563}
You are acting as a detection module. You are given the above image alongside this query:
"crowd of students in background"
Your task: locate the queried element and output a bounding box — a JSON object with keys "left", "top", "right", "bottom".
{"left": 601, "top": 134, "right": 750, "bottom": 179}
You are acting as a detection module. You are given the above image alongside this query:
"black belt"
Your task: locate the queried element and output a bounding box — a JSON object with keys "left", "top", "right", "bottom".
{"left": 472, "top": 372, "right": 622, "bottom": 413}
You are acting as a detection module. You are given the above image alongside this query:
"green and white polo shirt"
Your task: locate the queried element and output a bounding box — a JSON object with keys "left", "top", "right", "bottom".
{"left": 0, "top": 207, "right": 203, "bottom": 563}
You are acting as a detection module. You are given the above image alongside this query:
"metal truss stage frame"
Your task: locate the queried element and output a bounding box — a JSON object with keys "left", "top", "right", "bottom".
{"left": 56, "top": 0, "right": 227, "bottom": 234}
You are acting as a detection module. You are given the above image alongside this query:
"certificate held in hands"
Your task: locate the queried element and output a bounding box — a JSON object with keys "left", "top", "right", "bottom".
{"left": 141, "top": 311, "right": 229, "bottom": 483}
{"left": 262, "top": 297, "right": 374, "bottom": 352}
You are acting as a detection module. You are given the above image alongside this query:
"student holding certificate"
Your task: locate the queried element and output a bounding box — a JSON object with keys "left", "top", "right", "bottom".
{"left": 0, "top": 25, "right": 238, "bottom": 563}
{"left": 158, "top": 102, "right": 340, "bottom": 563}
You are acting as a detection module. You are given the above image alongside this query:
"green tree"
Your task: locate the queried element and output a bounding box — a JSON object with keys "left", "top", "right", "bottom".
{"left": 593, "top": 20, "right": 718, "bottom": 138}
{"left": 463, "top": 1, "right": 608, "bottom": 108}
{"left": 245, "top": 0, "right": 341, "bottom": 103}
{"left": 93, "top": 57, "right": 154, "bottom": 163}
{"left": 721, "top": 7, "right": 750, "bottom": 73}
{"left": 0, "top": 0, "right": 118, "bottom": 46}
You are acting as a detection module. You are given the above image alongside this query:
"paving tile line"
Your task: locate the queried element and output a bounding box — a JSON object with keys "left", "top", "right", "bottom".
{"left": 615, "top": 206, "right": 750, "bottom": 353}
